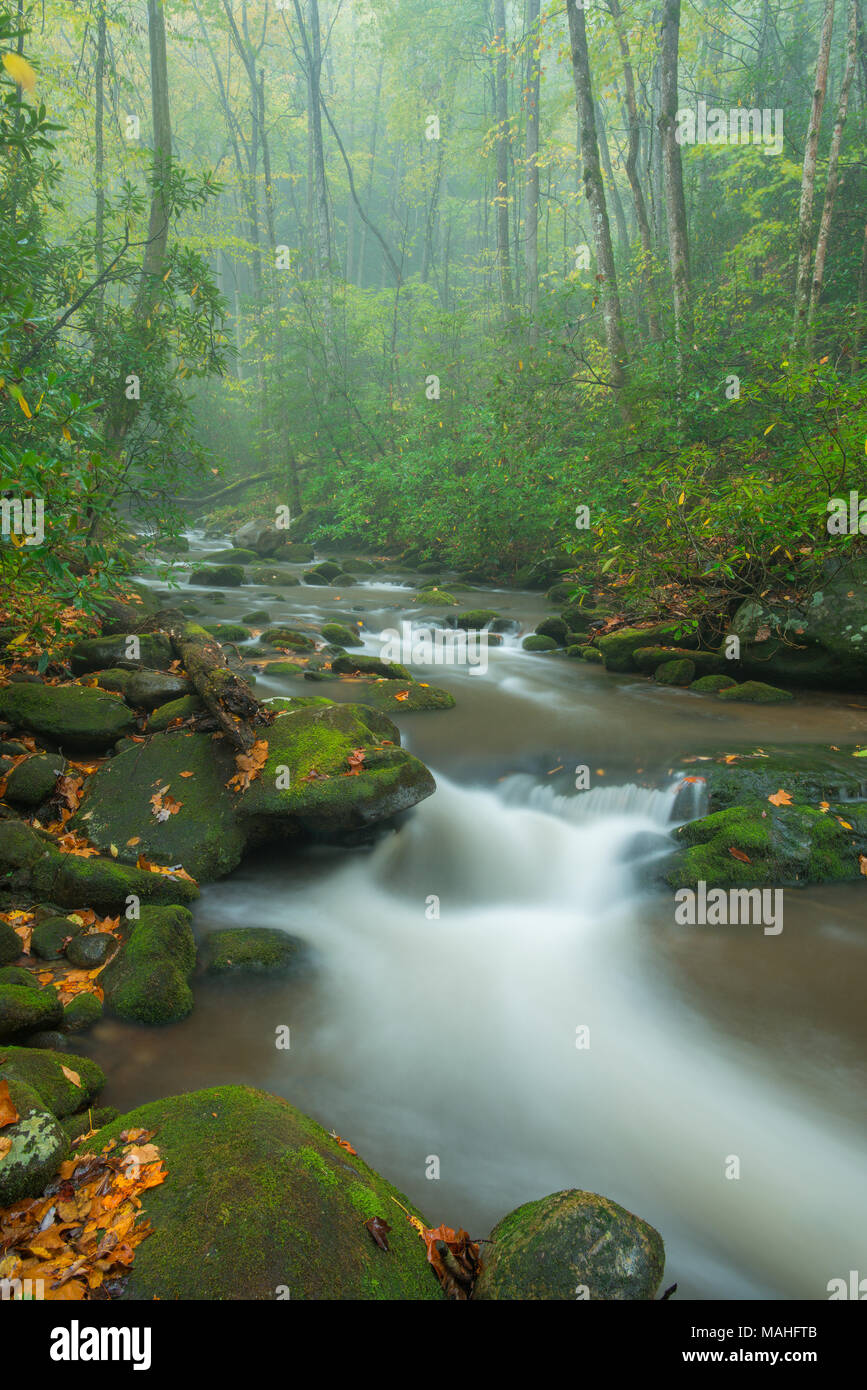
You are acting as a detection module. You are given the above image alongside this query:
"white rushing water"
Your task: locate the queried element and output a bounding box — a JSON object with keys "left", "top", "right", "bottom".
{"left": 200, "top": 773, "right": 867, "bottom": 1300}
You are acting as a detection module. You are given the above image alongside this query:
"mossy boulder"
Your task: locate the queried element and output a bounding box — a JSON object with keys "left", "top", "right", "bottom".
{"left": 0, "top": 983, "right": 63, "bottom": 1040}
{"left": 3, "top": 752, "right": 66, "bottom": 807}
{"left": 0, "top": 819, "right": 199, "bottom": 909}
{"left": 70, "top": 729, "right": 245, "bottom": 882}
{"left": 190, "top": 565, "right": 244, "bottom": 587}
{"left": 199, "top": 548, "right": 258, "bottom": 565}
{"left": 320, "top": 623, "right": 364, "bottom": 647}
{"left": 74, "top": 1086, "right": 443, "bottom": 1300}
{"left": 0, "top": 918, "right": 22, "bottom": 965}
{"left": 595, "top": 621, "right": 699, "bottom": 672}
{"left": 451, "top": 610, "right": 499, "bottom": 631}
{"left": 474, "top": 1190, "right": 665, "bottom": 1301}
{"left": 414, "top": 587, "right": 458, "bottom": 606}
{"left": 31, "top": 916, "right": 85, "bottom": 961}
{"left": 62, "top": 992, "right": 103, "bottom": 1032}
{"left": 0, "top": 966, "right": 31, "bottom": 987}
{"left": 93, "top": 667, "right": 135, "bottom": 694}
{"left": 332, "top": 653, "right": 411, "bottom": 681}
{"left": 148, "top": 694, "right": 204, "bottom": 731}
{"left": 0, "top": 1045, "right": 105, "bottom": 1117}
{"left": 580, "top": 646, "right": 603, "bottom": 663}
{"left": 565, "top": 645, "right": 585, "bottom": 659}
{"left": 248, "top": 566, "right": 300, "bottom": 587}
{"left": 203, "top": 927, "right": 304, "bottom": 976}
{"left": 690, "top": 674, "right": 737, "bottom": 693}
{"left": 534, "top": 617, "right": 570, "bottom": 645}
{"left": 306, "top": 560, "right": 343, "bottom": 582}
{"left": 665, "top": 800, "right": 867, "bottom": 889}
{"left": 57, "top": 1106, "right": 118, "bottom": 1145}
{"left": 99, "top": 905, "right": 196, "bottom": 1026}
{"left": 693, "top": 745, "right": 867, "bottom": 814}
{"left": 124, "top": 671, "right": 191, "bottom": 711}
{"left": 203, "top": 623, "right": 252, "bottom": 643}
{"left": 523, "top": 635, "right": 557, "bottom": 652}
{"left": 633, "top": 646, "right": 727, "bottom": 677}
{"left": 716, "top": 680, "right": 794, "bottom": 704}
{"left": 69, "top": 633, "right": 172, "bottom": 675}
{"left": 0, "top": 682, "right": 136, "bottom": 750}
{"left": 242, "top": 609, "right": 271, "bottom": 624}
{"left": 350, "top": 680, "right": 456, "bottom": 713}
{"left": 66, "top": 932, "right": 116, "bottom": 969}
{"left": 259, "top": 627, "right": 317, "bottom": 651}
{"left": 0, "top": 1078, "right": 68, "bottom": 1206}
{"left": 655, "top": 658, "right": 695, "bottom": 686}
{"left": 237, "top": 703, "right": 436, "bottom": 836}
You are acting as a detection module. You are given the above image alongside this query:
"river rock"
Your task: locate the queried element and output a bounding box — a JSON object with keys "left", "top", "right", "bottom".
{"left": 716, "top": 680, "right": 794, "bottom": 703}
{"left": 232, "top": 520, "right": 290, "bottom": 557}
{"left": 74, "top": 1086, "right": 443, "bottom": 1300}
{"left": 535, "top": 617, "right": 570, "bottom": 645}
{"left": 248, "top": 565, "right": 301, "bottom": 586}
{"left": 124, "top": 670, "right": 192, "bottom": 710}
{"left": 69, "top": 632, "right": 172, "bottom": 675}
{"left": 62, "top": 992, "right": 103, "bottom": 1032}
{"left": 414, "top": 587, "right": 458, "bottom": 606}
{"left": 30, "top": 916, "right": 85, "bottom": 961}
{"left": 203, "top": 927, "right": 304, "bottom": 976}
{"left": 260, "top": 626, "right": 317, "bottom": 651}
{"left": 595, "top": 621, "right": 699, "bottom": 672}
{"left": 346, "top": 680, "right": 456, "bottom": 712}
{"left": 99, "top": 905, "right": 196, "bottom": 1025}
{"left": 634, "top": 645, "right": 727, "bottom": 677}
{"left": 0, "top": 984, "right": 63, "bottom": 1041}
{"left": 523, "top": 634, "right": 557, "bottom": 652}
{"left": 0, "top": 1045, "right": 105, "bottom": 1115}
{"left": 473, "top": 1189, "right": 666, "bottom": 1300}
{"left": 655, "top": 658, "right": 695, "bottom": 686}
{"left": 148, "top": 694, "right": 204, "bottom": 731}
{"left": 0, "top": 919, "right": 22, "bottom": 965}
{"left": 696, "top": 745, "right": 867, "bottom": 812}
{"left": 0, "top": 683, "right": 136, "bottom": 750}
{"left": 332, "top": 653, "right": 411, "bottom": 680}
{"left": 320, "top": 623, "right": 364, "bottom": 647}
{"left": 66, "top": 932, "right": 116, "bottom": 969}
{"left": 690, "top": 674, "right": 737, "bottom": 692}
{"left": 3, "top": 752, "right": 66, "bottom": 807}
{"left": 0, "top": 1079, "right": 68, "bottom": 1206}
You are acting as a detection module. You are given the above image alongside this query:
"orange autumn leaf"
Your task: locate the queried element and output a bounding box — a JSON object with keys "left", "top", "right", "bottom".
{"left": 394, "top": 690, "right": 410, "bottom": 702}
{"left": 768, "top": 789, "right": 792, "bottom": 806}
{"left": 728, "top": 847, "right": 751, "bottom": 864}
{"left": 0, "top": 1079, "right": 19, "bottom": 1128}
{"left": 61, "top": 1065, "right": 82, "bottom": 1089}
{"left": 227, "top": 739, "right": 268, "bottom": 792}
{"left": 859, "top": 854, "right": 867, "bottom": 878}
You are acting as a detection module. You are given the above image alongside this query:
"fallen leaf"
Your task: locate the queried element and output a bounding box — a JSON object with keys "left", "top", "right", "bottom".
{"left": 728, "top": 847, "right": 751, "bottom": 864}
{"left": 0, "top": 1079, "right": 19, "bottom": 1128}
{"left": 768, "top": 789, "right": 792, "bottom": 806}
{"left": 364, "top": 1216, "right": 391, "bottom": 1251}
{"left": 61, "top": 1066, "right": 82, "bottom": 1089}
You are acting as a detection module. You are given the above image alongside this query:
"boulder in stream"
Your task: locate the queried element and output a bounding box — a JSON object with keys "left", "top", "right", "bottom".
{"left": 203, "top": 927, "right": 304, "bottom": 976}
{"left": 0, "top": 682, "right": 136, "bottom": 750}
{"left": 473, "top": 1189, "right": 665, "bottom": 1300}
{"left": 3, "top": 752, "right": 66, "bottom": 807}
{"left": 69, "top": 632, "right": 172, "bottom": 675}
{"left": 99, "top": 905, "right": 196, "bottom": 1025}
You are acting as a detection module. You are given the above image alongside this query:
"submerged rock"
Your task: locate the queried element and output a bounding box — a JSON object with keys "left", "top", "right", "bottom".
{"left": 203, "top": 927, "right": 304, "bottom": 976}
{"left": 473, "top": 1189, "right": 665, "bottom": 1301}
{"left": 0, "top": 682, "right": 136, "bottom": 750}
{"left": 74, "top": 1086, "right": 443, "bottom": 1300}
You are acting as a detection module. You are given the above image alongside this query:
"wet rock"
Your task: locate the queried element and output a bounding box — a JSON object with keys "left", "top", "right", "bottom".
{"left": 655, "top": 658, "right": 695, "bottom": 686}
{"left": 474, "top": 1189, "right": 665, "bottom": 1301}
{"left": 320, "top": 623, "right": 364, "bottom": 647}
{"left": 414, "top": 587, "right": 458, "bottom": 606}
{"left": 0, "top": 1079, "right": 68, "bottom": 1206}
{"left": 69, "top": 633, "right": 172, "bottom": 675}
{"left": 351, "top": 680, "right": 456, "bottom": 712}
{"left": 0, "top": 683, "right": 136, "bottom": 750}
{"left": 0, "top": 919, "right": 22, "bottom": 965}
{"left": 535, "top": 617, "right": 570, "bottom": 645}
{"left": 65, "top": 932, "right": 116, "bottom": 969}
{"left": 716, "top": 680, "right": 794, "bottom": 704}
{"left": 332, "top": 653, "right": 411, "bottom": 680}
{"left": 0, "top": 1045, "right": 105, "bottom": 1114}
{"left": 125, "top": 670, "right": 192, "bottom": 710}
{"left": 203, "top": 927, "right": 305, "bottom": 976}
{"left": 690, "top": 674, "right": 737, "bottom": 693}
{"left": 74, "top": 1086, "right": 443, "bottom": 1300}
{"left": 100, "top": 905, "right": 196, "bottom": 1026}
{"left": 241, "top": 609, "right": 271, "bottom": 624}
{"left": 190, "top": 564, "right": 245, "bottom": 587}
{"left": 260, "top": 627, "right": 317, "bottom": 651}
{"left": 203, "top": 623, "right": 252, "bottom": 643}
{"left": 3, "top": 752, "right": 66, "bottom": 807}
{"left": 695, "top": 745, "right": 867, "bottom": 813}
{"left": 62, "top": 993, "right": 103, "bottom": 1032}
{"left": 148, "top": 694, "right": 204, "bottom": 731}
{"left": 248, "top": 565, "right": 301, "bottom": 587}
{"left": 523, "top": 635, "right": 557, "bottom": 652}
{"left": 31, "top": 916, "right": 85, "bottom": 961}
{"left": 449, "top": 610, "right": 499, "bottom": 631}
{"left": 0, "top": 983, "right": 63, "bottom": 1041}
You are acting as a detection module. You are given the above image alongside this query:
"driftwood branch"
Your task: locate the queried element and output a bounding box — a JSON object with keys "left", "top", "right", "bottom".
{"left": 167, "top": 621, "right": 265, "bottom": 751}
{"left": 175, "top": 468, "right": 277, "bottom": 508}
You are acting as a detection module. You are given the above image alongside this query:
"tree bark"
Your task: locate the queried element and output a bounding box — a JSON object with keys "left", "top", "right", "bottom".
{"left": 168, "top": 623, "right": 265, "bottom": 752}
{"left": 565, "top": 0, "right": 629, "bottom": 391}
{"left": 808, "top": 0, "right": 857, "bottom": 331}
{"left": 658, "top": 0, "right": 692, "bottom": 385}
{"left": 793, "top": 0, "right": 836, "bottom": 343}
{"left": 525, "top": 0, "right": 541, "bottom": 341}
{"left": 493, "top": 0, "right": 514, "bottom": 308}
{"left": 93, "top": 0, "right": 107, "bottom": 335}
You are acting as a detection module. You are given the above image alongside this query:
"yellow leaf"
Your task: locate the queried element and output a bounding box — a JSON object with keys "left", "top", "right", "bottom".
{"left": 62, "top": 425, "right": 71, "bottom": 441}
{"left": 763, "top": 423, "right": 775, "bottom": 435}
{"left": 61, "top": 1065, "right": 82, "bottom": 1089}
{"left": 2, "top": 52, "right": 37, "bottom": 92}
{"left": 677, "top": 490, "right": 685, "bottom": 505}
{"left": 17, "top": 394, "right": 31, "bottom": 419}
{"left": 109, "top": 844, "right": 118, "bottom": 858}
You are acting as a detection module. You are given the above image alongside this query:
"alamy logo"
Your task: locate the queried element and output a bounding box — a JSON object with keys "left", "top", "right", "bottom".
{"left": 380, "top": 622, "right": 490, "bottom": 675}
{"left": 0, "top": 495, "right": 44, "bottom": 546}
{"left": 675, "top": 101, "right": 783, "bottom": 154}
{"left": 675, "top": 881, "right": 783, "bottom": 935}
{"left": 826, "top": 491, "right": 867, "bottom": 535}
{"left": 1, "top": 1276, "right": 45, "bottom": 1300}
{"left": 827, "top": 1270, "right": 867, "bottom": 1299}
{"left": 49, "top": 1321, "right": 152, "bottom": 1370}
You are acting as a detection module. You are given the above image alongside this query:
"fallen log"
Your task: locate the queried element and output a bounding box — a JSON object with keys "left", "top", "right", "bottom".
{"left": 166, "top": 621, "right": 269, "bottom": 751}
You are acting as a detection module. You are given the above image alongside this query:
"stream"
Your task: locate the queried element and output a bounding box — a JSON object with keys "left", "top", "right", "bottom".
{"left": 84, "top": 532, "right": 867, "bottom": 1301}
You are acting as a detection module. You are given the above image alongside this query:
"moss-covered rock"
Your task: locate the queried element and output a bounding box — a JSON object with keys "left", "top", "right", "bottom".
{"left": 199, "top": 548, "right": 258, "bottom": 565}
{"left": 696, "top": 745, "right": 867, "bottom": 813}
{"left": 0, "top": 1045, "right": 105, "bottom": 1115}
{"left": 248, "top": 566, "right": 300, "bottom": 587}
{"left": 242, "top": 609, "right": 271, "bottom": 624}
{"left": 655, "top": 658, "right": 695, "bottom": 686}
{"left": 4, "top": 752, "right": 66, "bottom": 807}
{"left": 523, "top": 634, "right": 557, "bottom": 652}
{"left": 74, "top": 1086, "right": 443, "bottom": 1300}
{"left": 580, "top": 646, "right": 603, "bottom": 663}
{"left": 99, "top": 905, "right": 196, "bottom": 1026}
{"left": 70, "top": 730, "right": 245, "bottom": 881}
{"left": 93, "top": 667, "right": 135, "bottom": 694}
{"left": 259, "top": 627, "right": 317, "bottom": 651}
{"left": 414, "top": 587, "right": 458, "bottom": 606}
{"left": 320, "top": 623, "right": 364, "bottom": 647}
{"left": 0, "top": 983, "right": 63, "bottom": 1040}
{"left": 0, "top": 919, "right": 22, "bottom": 965}
{"left": 65, "top": 932, "right": 116, "bottom": 969}
{"left": 716, "top": 680, "right": 794, "bottom": 704}
{"left": 451, "top": 610, "right": 499, "bottom": 631}
{"left": 203, "top": 927, "right": 304, "bottom": 976}
{"left": 595, "top": 621, "right": 699, "bottom": 672}
{"left": 0, "top": 1078, "right": 67, "bottom": 1206}
{"left": 62, "top": 992, "right": 103, "bottom": 1032}
{"left": 0, "top": 818, "right": 199, "bottom": 909}
{"left": 690, "top": 674, "right": 738, "bottom": 693}
{"left": 124, "top": 671, "right": 191, "bottom": 710}
{"left": 349, "top": 680, "right": 456, "bottom": 713}
{"left": 148, "top": 694, "right": 204, "bottom": 731}
{"left": 731, "top": 560, "right": 867, "bottom": 690}
{"left": 57, "top": 1105, "right": 118, "bottom": 1145}
{"left": 474, "top": 1190, "right": 665, "bottom": 1301}
{"left": 190, "top": 565, "right": 244, "bottom": 587}
{"left": 534, "top": 617, "right": 570, "bottom": 645}
{"left": 0, "top": 682, "right": 136, "bottom": 750}
{"left": 0, "top": 965, "right": 32, "bottom": 987}
{"left": 69, "top": 633, "right": 172, "bottom": 675}
{"left": 633, "top": 645, "right": 727, "bottom": 677}
{"left": 237, "top": 703, "right": 436, "bottom": 836}
{"left": 665, "top": 800, "right": 867, "bottom": 889}
{"left": 203, "top": 623, "right": 252, "bottom": 643}
{"left": 31, "top": 915, "right": 85, "bottom": 961}
{"left": 332, "top": 653, "right": 411, "bottom": 680}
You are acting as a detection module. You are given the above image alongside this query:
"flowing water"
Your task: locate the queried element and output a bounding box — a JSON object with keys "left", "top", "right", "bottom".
{"left": 85, "top": 532, "right": 867, "bottom": 1300}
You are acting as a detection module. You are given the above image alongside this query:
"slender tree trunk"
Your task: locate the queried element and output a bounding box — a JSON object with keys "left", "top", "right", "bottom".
{"left": 357, "top": 56, "right": 383, "bottom": 288}
{"left": 808, "top": 0, "right": 857, "bottom": 331}
{"left": 596, "top": 99, "right": 628, "bottom": 252}
{"left": 93, "top": 0, "right": 107, "bottom": 335}
{"left": 493, "top": 0, "right": 513, "bottom": 308}
{"left": 658, "top": 0, "right": 692, "bottom": 385}
{"left": 525, "top": 0, "right": 541, "bottom": 342}
{"left": 793, "top": 0, "right": 836, "bottom": 343}
{"left": 566, "top": 0, "right": 629, "bottom": 392}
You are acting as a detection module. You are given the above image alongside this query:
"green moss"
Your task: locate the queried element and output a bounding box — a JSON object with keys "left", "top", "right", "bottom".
{"left": 62, "top": 992, "right": 103, "bottom": 1032}
{"left": 523, "top": 635, "right": 557, "bottom": 652}
{"left": 0, "top": 983, "right": 63, "bottom": 1040}
{"left": 634, "top": 646, "right": 726, "bottom": 676}
{"left": 204, "top": 623, "right": 252, "bottom": 642}
{"left": 414, "top": 587, "right": 458, "bottom": 606}
{"left": 595, "top": 621, "right": 699, "bottom": 672}
{"left": 4, "top": 753, "right": 66, "bottom": 807}
{"left": 75, "top": 1086, "right": 443, "bottom": 1301}
{"left": 260, "top": 627, "right": 317, "bottom": 650}
{"left": 716, "top": 680, "right": 794, "bottom": 703}
{"left": 0, "top": 1045, "right": 105, "bottom": 1115}
{"left": 99, "top": 905, "right": 196, "bottom": 1026}
{"left": 0, "top": 1079, "right": 68, "bottom": 1206}
{"left": 453, "top": 610, "right": 498, "bottom": 630}
{"left": 321, "top": 623, "right": 364, "bottom": 647}
{"left": 148, "top": 694, "right": 204, "bottom": 731}
{"left": 580, "top": 646, "right": 603, "bottom": 663}
{"left": 204, "top": 927, "right": 303, "bottom": 976}
{"left": 0, "top": 965, "right": 34, "bottom": 987}
{"left": 69, "top": 633, "right": 172, "bottom": 675}
{"left": 189, "top": 564, "right": 244, "bottom": 587}
{"left": 690, "top": 674, "right": 738, "bottom": 692}
{"left": 655, "top": 658, "right": 695, "bottom": 686}
{"left": 31, "top": 915, "right": 84, "bottom": 960}
{"left": 350, "top": 680, "right": 456, "bottom": 712}
{"left": 0, "top": 682, "right": 136, "bottom": 750}
{"left": 697, "top": 744, "right": 867, "bottom": 812}
{"left": 666, "top": 800, "right": 867, "bottom": 888}
{"left": 332, "top": 653, "right": 411, "bottom": 680}
{"left": 0, "top": 919, "right": 21, "bottom": 965}
{"left": 241, "top": 609, "right": 271, "bottom": 624}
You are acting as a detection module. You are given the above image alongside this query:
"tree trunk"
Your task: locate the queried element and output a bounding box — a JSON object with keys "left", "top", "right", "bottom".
{"left": 493, "top": 0, "right": 513, "bottom": 308}
{"left": 93, "top": 0, "right": 107, "bottom": 335}
{"left": 168, "top": 623, "right": 265, "bottom": 752}
{"left": 793, "top": 0, "right": 836, "bottom": 344}
{"left": 525, "top": 0, "right": 541, "bottom": 341}
{"left": 808, "top": 0, "right": 857, "bottom": 332}
{"left": 658, "top": 0, "right": 692, "bottom": 385}
{"left": 565, "top": 0, "right": 629, "bottom": 392}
